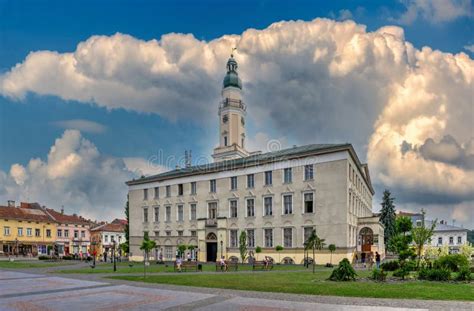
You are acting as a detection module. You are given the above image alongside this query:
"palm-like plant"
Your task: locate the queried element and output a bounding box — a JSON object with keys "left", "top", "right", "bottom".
{"left": 140, "top": 232, "right": 156, "bottom": 278}
{"left": 305, "top": 230, "right": 326, "bottom": 273}
{"left": 328, "top": 244, "right": 336, "bottom": 265}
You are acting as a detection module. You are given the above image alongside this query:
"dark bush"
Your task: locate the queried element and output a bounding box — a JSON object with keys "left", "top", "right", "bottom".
{"left": 435, "top": 254, "right": 469, "bottom": 272}
{"left": 380, "top": 260, "right": 399, "bottom": 271}
{"left": 403, "top": 260, "right": 417, "bottom": 272}
{"left": 393, "top": 267, "right": 410, "bottom": 279}
{"left": 62, "top": 255, "right": 73, "bottom": 260}
{"left": 456, "top": 266, "right": 472, "bottom": 281}
{"left": 38, "top": 255, "right": 49, "bottom": 260}
{"left": 329, "top": 258, "right": 357, "bottom": 281}
{"left": 418, "top": 268, "right": 451, "bottom": 281}
{"left": 371, "top": 268, "right": 387, "bottom": 282}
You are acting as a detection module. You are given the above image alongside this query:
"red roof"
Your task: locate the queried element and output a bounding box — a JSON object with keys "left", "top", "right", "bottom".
{"left": 45, "top": 208, "right": 91, "bottom": 226}
{"left": 0, "top": 205, "right": 55, "bottom": 223}
{"left": 111, "top": 218, "right": 127, "bottom": 225}
{"left": 91, "top": 222, "right": 125, "bottom": 233}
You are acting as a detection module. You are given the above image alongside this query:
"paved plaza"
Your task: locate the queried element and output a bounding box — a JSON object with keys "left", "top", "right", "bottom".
{"left": 0, "top": 269, "right": 472, "bottom": 311}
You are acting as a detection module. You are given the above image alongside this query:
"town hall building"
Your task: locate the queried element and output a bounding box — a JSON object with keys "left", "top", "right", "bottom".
{"left": 126, "top": 54, "right": 384, "bottom": 264}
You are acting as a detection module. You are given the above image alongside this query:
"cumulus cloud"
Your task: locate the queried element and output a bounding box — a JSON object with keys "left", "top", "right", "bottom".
{"left": 394, "top": 0, "right": 472, "bottom": 25}
{"left": 53, "top": 119, "right": 107, "bottom": 133}
{"left": 123, "top": 157, "right": 169, "bottom": 177}
{"left": 0, "top": 130, "right": 139, "bottom": 221}
{"left": 465, "top": 44, "right": 474, "bottom": 53}
{"left": 0, "top": 18, "right": 473, "bottom": 226}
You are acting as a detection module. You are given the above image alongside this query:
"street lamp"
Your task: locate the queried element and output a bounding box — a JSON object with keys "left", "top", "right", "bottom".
{"left": 220, "top": 240, "right": 223, "bottom": 259}
{"left": 112, "top": 240, "right": 117, "bottom": 272}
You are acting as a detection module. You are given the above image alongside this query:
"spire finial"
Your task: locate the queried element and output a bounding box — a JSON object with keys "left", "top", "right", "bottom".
{"left": 231, "top": 47, "right": 237, "bottom": 57}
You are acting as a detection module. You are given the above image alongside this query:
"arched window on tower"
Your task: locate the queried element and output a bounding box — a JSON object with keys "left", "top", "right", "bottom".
{"left": 224, "top": 136, "right": 228, "bottom": 146}
{"left": 241, "top": 137, "right": 244, "bottom": 148}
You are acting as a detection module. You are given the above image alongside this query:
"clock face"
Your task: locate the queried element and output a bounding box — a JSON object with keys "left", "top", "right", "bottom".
{"left": 223, "top": 115, "right": 228, "bottom": 123}
{"left": 241, "top": 117, "right": 245, "bottom": 126}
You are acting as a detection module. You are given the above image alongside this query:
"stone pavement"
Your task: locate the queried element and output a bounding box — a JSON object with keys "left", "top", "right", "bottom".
{"left": 0, "top": 269, "right": 472, "bottom": 311}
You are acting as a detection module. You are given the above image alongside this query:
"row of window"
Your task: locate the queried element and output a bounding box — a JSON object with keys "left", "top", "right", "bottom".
{"left": 57, "top": 229, "right": 86, "bottom": 239}
{"left": 348, "top": 163, "right": 370, "bottom": 202}
{"left": 103, "top": 234, "right": 123, "bottom": 243}
{"left": 229, "top": 227, "right": 316, "bottom": 248}
{"left": 150, "top": 230, "right": 197, "bottom": 237}
{"left": 3, "top": 226, "right": 51, "bottom": 238}
{"left": 349, "top": 192, "right": 370, "bottom": 217}
{"left": 143, "top": 165, "right": 315, "bottom": 200}
{"left": 437, "top": 236, "right": 463, "bottom": 245}
{"left": 143, "top": 193, "right": 315, "bottom": 223}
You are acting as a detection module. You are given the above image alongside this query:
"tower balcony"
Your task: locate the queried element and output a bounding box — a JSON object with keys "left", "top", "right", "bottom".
{"left": 219, "top": 98, "right": 246, "bottom": 113}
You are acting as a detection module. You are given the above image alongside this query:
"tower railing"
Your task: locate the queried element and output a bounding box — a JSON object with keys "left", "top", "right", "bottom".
{"left": 219, "top": 98, "right": 246, "bottom": 111}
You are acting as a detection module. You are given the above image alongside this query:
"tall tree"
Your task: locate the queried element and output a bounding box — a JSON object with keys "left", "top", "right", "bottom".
{"left": 304, "top": 230, "right": 325, "bottom": 273}
{"left": 239, "top": 231, "right": 247, "bottom": 263}
{"left": 412, "top": 210, "right": 436, "bottom": 268}
{"left": 123, "top": 196, "right": 130, "bottom": 254}
{"left": 379, "top": 190, "right": 396, "bottom": 251}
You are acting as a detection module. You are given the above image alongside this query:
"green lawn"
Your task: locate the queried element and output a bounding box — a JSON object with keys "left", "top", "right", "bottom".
{"left": 109, "top": 270, "right": 474, "bottom": 301}
{"left": 54, "top": 262, "right": 311, "bottom": 274}
{"left": 0, "top": 261, "right": 72, "bottom": 269}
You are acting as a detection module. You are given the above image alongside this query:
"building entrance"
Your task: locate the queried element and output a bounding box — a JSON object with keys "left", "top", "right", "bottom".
{"left": 206, "top": 242, "right": 217, "bottom": 262}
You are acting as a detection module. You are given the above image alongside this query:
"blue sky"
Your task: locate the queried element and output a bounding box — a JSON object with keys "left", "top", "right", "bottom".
{"left": 0, "top": 0, "right": 473, "bottom": 225}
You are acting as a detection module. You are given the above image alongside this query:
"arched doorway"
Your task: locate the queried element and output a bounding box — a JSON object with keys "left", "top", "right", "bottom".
{"left": 359, "top": 227, "right": 373, "bottom": 252}
{"left": 206, "top": 232, "right": 218, "bottom": 262}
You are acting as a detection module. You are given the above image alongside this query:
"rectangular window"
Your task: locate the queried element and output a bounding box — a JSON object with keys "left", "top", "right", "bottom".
{"left": 166, "top": 185, "right": 171, "bottom": 197}
{"left": 191, "top": 230, "right": 197, "bottom": 236}
{"left": 438, "top": 237, "right": 442, "bottom": 245}
{"left": 178, "top": 184, "right": 183, "bottom": 196}
{"left": 283, "top": 228, "right": 293, "bottom": 248}
{"left": 104, "top": 235, "right": 108, "bottom": 243}
{"left": 166, "top": 231, "right": 171, "bottom": 236}
{"left": 190, "top": 204, "right": 197, "bottom": 220}
{"left": 154, "top": 206, "right": 159, "bottom": 222}
{"left": 457, "top": 236, "right": 462, "bottom": 244}
{"left": 26, "top": 228, "right": 32, "bottom": 236}
{"left": 304, "top": 164, "right": 314, "bottom": 180}
{"left": 18, "top": 227, "right": 23, "bottom": 236}
{"left": 208, "top": 202, "right": 218, "bottom": 219}
{"left": 57, "top": 229, "right": 62, "bottom": 237}
{"left": 210, "top": 179, "right": 216, "bottom": 193}
{"left": 3, "top": 226, "right": 10, "bottom": 236}
{"left": 449, "top": 237, "right": 454, "bottom": 244}
{"left": 303, "top": 227, "right": 313, "bottom": 245}
{"left": 46, "top": 229, "right": 51, "bottom": 238}
{"left": 165, "top": 246, "right": 173, "bottom": 259}
{"left": 284, "top": 168, "right": 292, "bottom": 183}
{"left": 283, "top": 194, "right": 293, "bottom": 215}
{"left": 247, "top": 174, "right": 254, "bottom": 188}
{"left": 154, "top": 187, "right": 159, "bottom": 199}
{"left": 264, "top": 197, "right": 273, "bottom": 216}
{"left": 304, "top": 193, "right": 314, "bottom": 213}
{"left": 191, "top": 182, "right": 197, "bottom": 195}
{"left": 230, "top": 176, "right": 238, "bottom": 190}
{"left": 229, "top": 200, "right": 238, "bottom": 218}
{"left": 178, "top": 230, "right": 183, "bottom": 236}
{"left": 264, "top": 171, "right": 272, "bottom": 186}
{"left": 154, "top": 231, "right": 159, "bottom": 237}
{"left": 230, "top": 230, "right": 238, "bottom": 247}
{"left": 63, "top": 230, "right": 68, "bottom": 238}
{"left": 81, "top": 230, "right": 85, "bottom": 238}
{"left": 143, "top": 188, "right": 148, "bottom": 200}
{"left": 143, "top": 207, "right": 148, "bottom": 222}
{"left": 74, "top": 230, "right": 78, "bottom": 239}
{"left": 177, "top": 205, "right": 184, "bottom": 222}
{"left": 246, "top": 198, "right": 255, "bottom": 217}
{"left": 165, "top": 206, "right": 171, "bottom": 222}
{"left": 264, "top": 228, "right": 273, "bottom": 248}
{"left": 247, "top": 229, "right": 255, "bottom": 248}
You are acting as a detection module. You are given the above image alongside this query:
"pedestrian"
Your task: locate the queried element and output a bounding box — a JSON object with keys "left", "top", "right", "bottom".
{"left": 375, "top": 251, "right": 381, "bottom": 269}
{"left": 176, "top": 257, "right": 182, "bottom": 272}
{"left": 187, "top": 252, "right": 191, "bottom": 262}
{"left": 103, "top": 251, "right": 107, "bottom": 262}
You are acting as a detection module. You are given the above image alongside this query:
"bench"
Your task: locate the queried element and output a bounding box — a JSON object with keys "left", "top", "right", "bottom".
{"left": 215, "top": 261, "right": 238, "bottom": 272}
{"left": 174, "top": 260, "right": 198, "bottom": 272}
{"left": 252, "top": 261, "right": 273, "bottom": 271}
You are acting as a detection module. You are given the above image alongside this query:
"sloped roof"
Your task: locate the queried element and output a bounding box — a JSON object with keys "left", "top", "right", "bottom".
{"left": 126, "top": 143, "right": 374, "bottom": 193}
{"left": 45, "top": 208, "right": 91, "bottom": 226}
{"left": 91, "top": 222, "right": 125, "bottom": 233}
{"left": 426, "top": 220, "right": 468, "bottom": 232}
{"left": 0, "top": 205, "right": 55, "bottom": 223}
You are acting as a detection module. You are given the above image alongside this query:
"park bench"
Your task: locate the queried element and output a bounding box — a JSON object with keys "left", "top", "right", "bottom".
{"left": 174, "top": 260, "right": 198, "bottom": 272}
{"left": 215, "top": 261, "right": 238, "bottom": 272}
{"left": 252, "top": 260, "right": 273, "bottom": 271}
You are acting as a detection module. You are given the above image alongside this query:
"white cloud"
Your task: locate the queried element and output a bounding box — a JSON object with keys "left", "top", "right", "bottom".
{"left": 0, "top": 18, "right": 473, "bottom": 226}
{"left": 394, "top": 0, "right": 472, "bottom": 25}
{"left": 246, "top": 132, "right": 289, "bottom": 154}
{"left": 53, "top": 119, "right": 107, "bottom": 133}
{"left": 123, "top": 157, "right": 169, "bottom": 177}
{"left": 464, "top": 44, "right": 474, "bottom": 53}
{"left": 0, "top": 130, "right": 136, "bottom": 221}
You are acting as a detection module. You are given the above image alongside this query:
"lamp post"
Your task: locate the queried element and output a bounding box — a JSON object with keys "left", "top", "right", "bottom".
{"left": 15, "top": 238, "right": 18, "bottom": 257}
{"left": 112, "top": 240, "right": 117, "bottom": 272}
{"left": 220, "top": 240, "right": 223, "bottom": 259}
{"left": 91, "top": 240, "right": 97, "bottom": 267}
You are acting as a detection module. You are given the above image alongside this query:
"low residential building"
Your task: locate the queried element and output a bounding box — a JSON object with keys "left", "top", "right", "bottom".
{"left": 0, "top": 201, "right": 56, "bottom": 256}
{"left": 45, "top": 207, "right": 92, "bottom": 257}
{"left": 90, "top": 219, "right": 126, "bottom": 259}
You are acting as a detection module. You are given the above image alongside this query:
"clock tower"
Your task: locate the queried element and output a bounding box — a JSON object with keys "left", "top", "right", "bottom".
{"left": 212, "top": 54, "right": 249, "bottom": 162}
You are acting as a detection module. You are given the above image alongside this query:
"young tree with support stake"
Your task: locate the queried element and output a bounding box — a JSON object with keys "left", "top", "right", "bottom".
{"left": 412, "top": 210, "right": 436, "bottom": 269}
{"left": 140, "top": 232, "right": 156, "bottom": 278}
{"left": 305, "top": 230, "right": 325, "bottom": 273}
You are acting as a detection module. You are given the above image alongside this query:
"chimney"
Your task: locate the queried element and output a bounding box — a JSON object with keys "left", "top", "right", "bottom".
{"left": 20, "top": 202, "right": 30, "bottom": 209}
{"left": 61, "top": 205, "right": 64, "bottom": 214}
{"left": 7, "top": 200, "right": 15, "bottom": 207}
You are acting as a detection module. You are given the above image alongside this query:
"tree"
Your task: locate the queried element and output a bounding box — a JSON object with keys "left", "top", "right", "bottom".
{"left": 275, "top": 245, "right": 283, "bottom": 263}
{"left": 328, "top": 244, "right": 336, "bottom": 265}
{"left": 177, "top": 244, "right": 187, "bottom": 258}
{"left": 255, "top": 246, "right": 262, "bottom": 260}
{"left": 305, "top": 230, "right": 326, "bottom": 273}
{"left": 412, "top": 212, "right": 436, "bottom": 268}
{"left": 123, "top": 196, "right": 130, "bottom": 254}
{"left": 140, "top": 232, "right": 156, "bottom": 278}
{"left": 379, "top": 190, "right": 396, "bottom": 251}
{"left": 239, "top": 231, "right": 247, "bottom": 263}
{"left": 389, "top": 216, "right": 414, "bottom": 260}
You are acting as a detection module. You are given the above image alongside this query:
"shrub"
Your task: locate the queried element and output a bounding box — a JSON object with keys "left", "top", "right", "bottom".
{"left": 435, "top": 254, "right": 469, "bottom": 272}
{"left": 403, "top": 260, "right": 417, "bottom": 271}
{"left": 393, "top": 267, "right": 410, "bottom": 279}
{"left": 418, "top": 268, "right": 451, "bottom": 281}
{"left": 371, "top": 268, "right": 387, "bottom": 282}
{"left": 456, "top": 266, "right": 472, "bottom": 281}
{"left": 380, "top": 260, "right": 399, "bottom": 271}
{"left": 62, "top": 255, "right": 73, "bottom": 260}
{"left": 38, "top": 255, "right": 49, "bottom": 260}
{"left": 329, "top": 258, "right": 357, "bottom": 281}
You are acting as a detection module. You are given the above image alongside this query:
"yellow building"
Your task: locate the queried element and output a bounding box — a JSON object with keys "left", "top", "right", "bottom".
{"left": 0, "top": 201, "right": 56, "bottom": 257}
